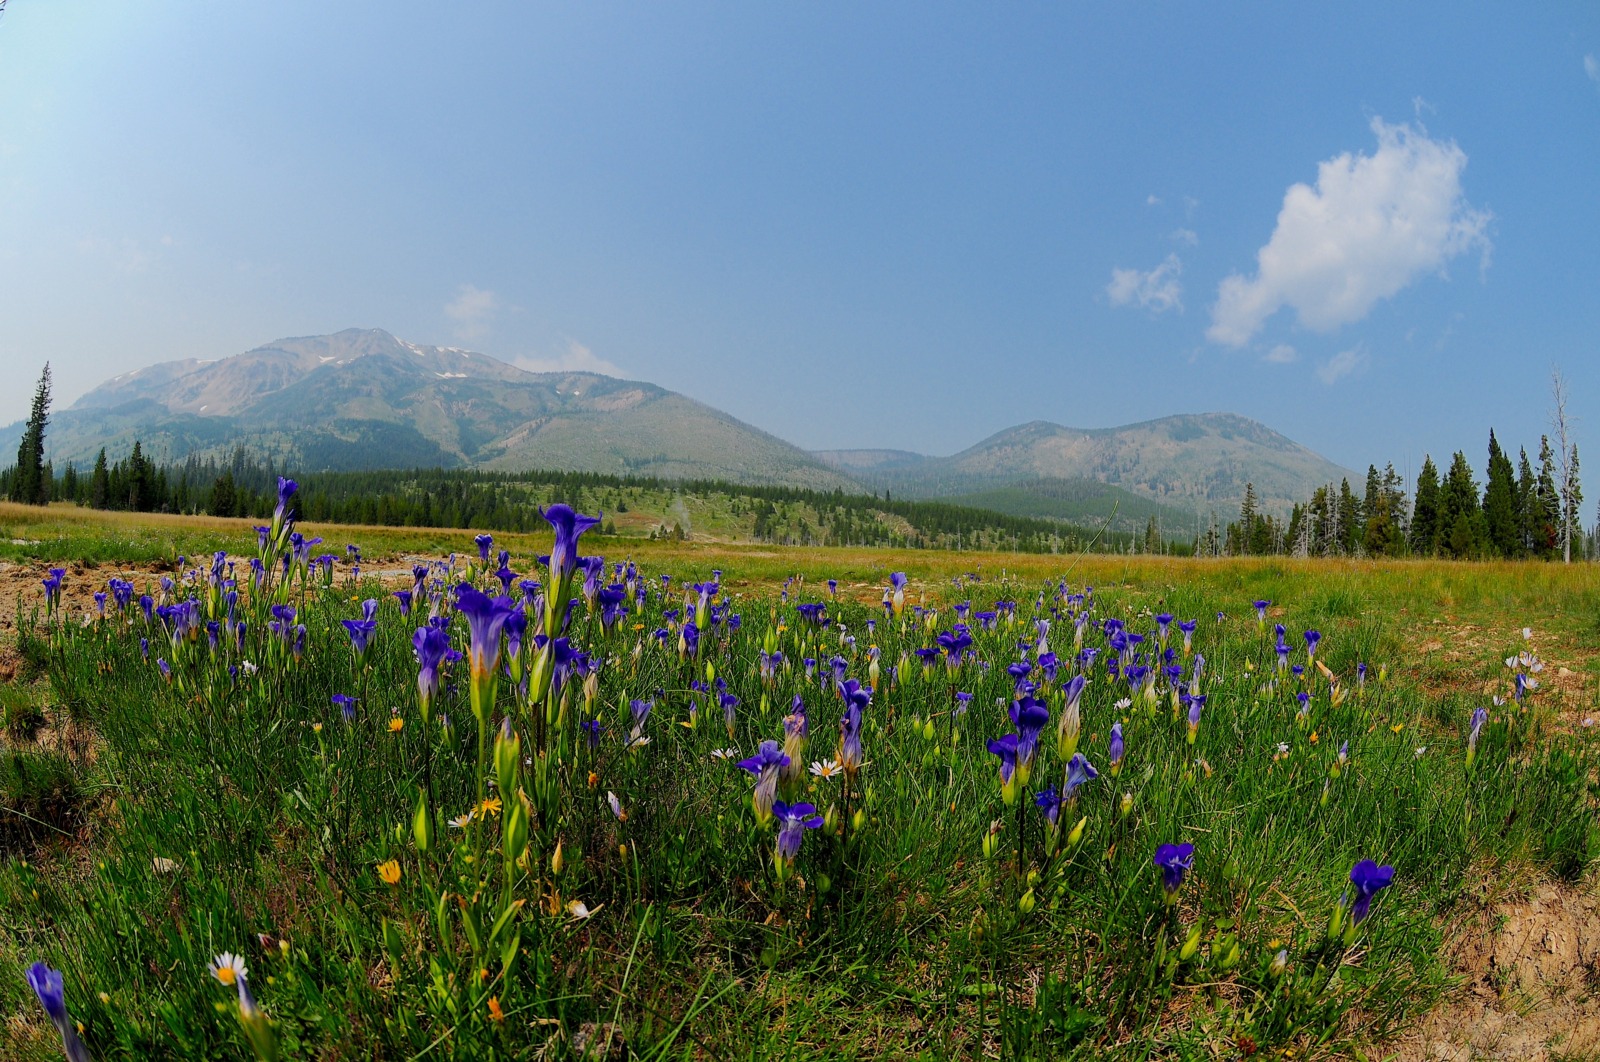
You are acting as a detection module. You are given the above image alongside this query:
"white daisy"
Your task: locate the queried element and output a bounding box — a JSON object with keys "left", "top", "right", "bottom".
{"left": 209, "top": 952, "right": 247, "bottom": 986}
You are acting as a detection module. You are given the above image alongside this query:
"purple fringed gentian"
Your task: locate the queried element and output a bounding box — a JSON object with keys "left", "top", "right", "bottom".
{"left": 26, "top": 962, "right": 91, "bottom": 1062}
{"left": 738, "top": 739, "right": 791, "bottom": 823}
{"left": 1154, "top": 842, "right": 1195, "bottom": 902}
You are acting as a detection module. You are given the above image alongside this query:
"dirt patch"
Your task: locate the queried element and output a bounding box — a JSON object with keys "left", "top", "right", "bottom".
{"left": 1389, "top": 877, "right": 1600, "bottom": 1061}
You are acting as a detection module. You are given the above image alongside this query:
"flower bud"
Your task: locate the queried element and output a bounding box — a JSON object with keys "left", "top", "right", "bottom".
{"left": 1018, "top": 888, "right": 1036, "bottom": 915}
{"left": 1065, "top": 815, "right": 1087, "bottom": 850}
{"left": 503, "top": 798, "right": 530, "bottom": 864}
{"left": 1179, "top": 923, "right": 1202, "bottom": 962}
{"left": 412, "top": 790, "right": 434, "bottom": 854}
{"left": 550, "top": 840, "right": 564, "bottom": 876}
{"left": 1119, "top": 792, "right": 1134, "bottom": 819}
{"left": 494, "top": 718, "right": 521, "bottom": 798}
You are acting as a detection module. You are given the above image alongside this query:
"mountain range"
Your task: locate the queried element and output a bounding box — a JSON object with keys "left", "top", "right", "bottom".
{"left": 3, "top": 328, "right": 1357, "bottom": 523}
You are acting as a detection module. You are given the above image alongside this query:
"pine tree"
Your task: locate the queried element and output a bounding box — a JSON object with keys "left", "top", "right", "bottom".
{"left": 1536, "top": 436, "right": 1559, "bottom": 559}
{"left": 1482, "top": 430, "right": 1518, "bottom": 558}
{"left": 1440, "top": 450, "right": 1487, "bottom": 558}
{"left": 127, "top": 441, "right": 150, "bottom": 512}
{"left": 1410, "top": 457, "right": 1441, "bottom": 556}
{"left": 90, "top": 449, "right": 110, "bottom": 509}
{"left": 1515, "top": 447, "right": 1537, "bottom": 557}
{"left": 1381, "top": 463, "right": 1410, "bottom": 546}
{"left": 1337, "top": 478, "right": 1361, "bottom": 555}
{"left": 211, "top": 471, "right": 238, "bottom": 517}
{"left": 1563, "top": 444, "right": 1583, "bottom": 559}
{"left": 10, "top": 364, "right": 51, "bottom": 505}
{"left": 1237, "top": 482, "right": 1258, "bottom": 556}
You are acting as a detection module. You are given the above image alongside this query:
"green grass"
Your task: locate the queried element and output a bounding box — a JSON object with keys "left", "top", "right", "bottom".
{"left": 0, "top": 506, "right": 1596, "bottom": 1059}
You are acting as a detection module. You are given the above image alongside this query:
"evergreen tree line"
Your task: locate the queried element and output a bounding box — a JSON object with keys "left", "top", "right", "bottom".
{"left": 2, "top": 443, "right": 1143, "bottom": 556}
{"left": 1213, "top": 430, "right": 1587, "bottom": 561}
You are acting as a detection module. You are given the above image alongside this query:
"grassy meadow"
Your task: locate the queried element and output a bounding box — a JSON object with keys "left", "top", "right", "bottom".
{"left": 1, "top": 498, "right": 1597, "bottom": 1060}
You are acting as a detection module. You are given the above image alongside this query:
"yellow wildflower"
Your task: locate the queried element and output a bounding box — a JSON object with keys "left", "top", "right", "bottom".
{"left": 388, "top": 717, "right": 404, "bottom": 733}
{"left": 377, "top": 859, "right": 401, "bottom": 885}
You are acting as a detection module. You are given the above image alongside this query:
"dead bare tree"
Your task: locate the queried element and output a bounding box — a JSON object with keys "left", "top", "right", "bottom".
{"left": 1551, "top": 367, "right": 1578, "bottom": 563}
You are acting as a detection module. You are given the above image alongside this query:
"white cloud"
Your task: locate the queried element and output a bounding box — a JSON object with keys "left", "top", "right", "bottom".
{"left": 1107, "top": 253, "right": 1183, "bottom": 315}
{"left": 1170, "top": 228, "right": 1199, "bottom": 247}
{"left": 513, "top": 341, "right": 625, "bottom": 378}
{"left": 1586, "top": 54, "right": 1600, "bottom": 87}
{"left": 444, "top": 284, "right": 498, "bottom": 339}
{"left": 1146, "top": 194, "right": 1162, "bottom": 206}
{"left": 1316, "top": 345, "right": 1369, "bottom": 384}
{"left": 1264, "top": 344, "right": 1298, "bottom": 364}
{"left": 1207, "top": 118, "right": 1491, "bottom": 346}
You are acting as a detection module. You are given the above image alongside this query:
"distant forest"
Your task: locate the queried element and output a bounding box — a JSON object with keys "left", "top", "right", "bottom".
{"left": 3, "top": 407, "right": 1590, "bottom": 562}
{"left": 1204, "top": 430, "right": 1588, "bottom": 561}
{"left": 0, "top": 443, "right": 1145, "bottom": 556}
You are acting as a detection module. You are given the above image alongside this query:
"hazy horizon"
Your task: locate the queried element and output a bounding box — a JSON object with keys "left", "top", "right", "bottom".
{"left": 2, "top": 2, "right": 1597, "bottom": 474}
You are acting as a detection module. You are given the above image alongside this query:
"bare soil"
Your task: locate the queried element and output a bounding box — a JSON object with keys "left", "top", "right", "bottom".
{"left": 1389, "top": 876, "right": 1600, "bottom": 1061}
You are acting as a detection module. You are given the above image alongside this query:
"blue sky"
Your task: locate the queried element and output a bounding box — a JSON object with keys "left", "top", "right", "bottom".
{"left": 2, "top": 2, "right": 1597, "bottom": 477}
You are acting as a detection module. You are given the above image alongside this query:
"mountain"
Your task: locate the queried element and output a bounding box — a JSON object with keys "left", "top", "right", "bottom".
{"left": 6, "top": 331, "right": 1358, "bottom": 520}
{"left": 19, "top": 330, "right": 861, "bottom": 491}
{"left": 815, "top": 414, "right": 1358, "bottom": 516}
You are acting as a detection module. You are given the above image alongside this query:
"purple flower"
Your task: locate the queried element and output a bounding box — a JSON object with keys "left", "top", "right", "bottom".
{"left": 1063, "top": 752, "right": 1098, "bottom": 798}
{"left": 1177, "top": 619, "right": 1198, "bottom": 652}
{"left": 1009, "top": 695, "right": 1051, "bottom": 778}
{"left": 1034, "top": 785, "right": 1064, "bottom": 825}
{"left": 333, "top": 693, "right": 357, "bottom": 723}
{"left": 888, "top": 572, "right": 907, "bottom": 615}
{"left": 26, "top": 962, "right": 89, "bottom": 1062}
{"left": 581, "top": 718, "right": 604, "bottom": 749}
{"left": 772, "top": 799, "right": 823, "bottom": 863}
{"left": 838, "top": 678, "right": 870, "bottom": 774}
{"left": 393, "top": 589, "right": 413, "bottom": 616}
{"left": 1348, "top": 859, "right": 1394, "bottom": 924}
{"left": 475, "top": 534, "right": 494, "bottom": 563}
{"left": 341, "top": 599, "right": 380, "bottom": 657}
{"left": 454, "top": 583, "right": 516, "bottom": 682}
{"left": 413, "top": 626, "right": 450, "bottom": 716}
{"left": 1304, "top": 629, "right": 1322, "bottom": 659}
{"left": 541, "top": 503, "right": 603, "bottom": 596}
{"left": 273, "top": 477, "right": 298, "bottom": 525}
{"left": 986, "top": 733, "right": 1020, "bottom": 787}
{"left": 1154, "top": 842, "right": 1195, "bottom": 897}
{"left": 738, "top": 739, "right": 791, "bottom": 821}
{"left": 1108, "top": 722, "right": 1124, "bottom": 772}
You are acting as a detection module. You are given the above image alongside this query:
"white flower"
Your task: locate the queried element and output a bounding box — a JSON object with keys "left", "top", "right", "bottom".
{"left": 1275, "top": 742, "right": 1290, "bottom": 755}
{"left": 606, "top": 791, "right": 625, "bottom": 820}
{"left": 567, "top": 899, "right": 600, "bottom": 920}
{"left": 209, "top": 952, "right": 248, "bottom": 986}
{"left": 809, "top": 759, "right": 842, "bottom": 779}
{"left": 1114, "top": 697, "right": 1132, "bottom": 711}
{"left": 1414, "top": 746, "right": 1428, "bottom": 758}
{"left": 241, "top": 660, "right": 258, "bottom": 676}
{"left": 711, "top": 747, "right": 739, "bottom": 761}
{"left": 1522, "top": 627, "right": 1533, "bottom": 641}
{"left": 448, "top": 811, "right": 474, "bottom": 829}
